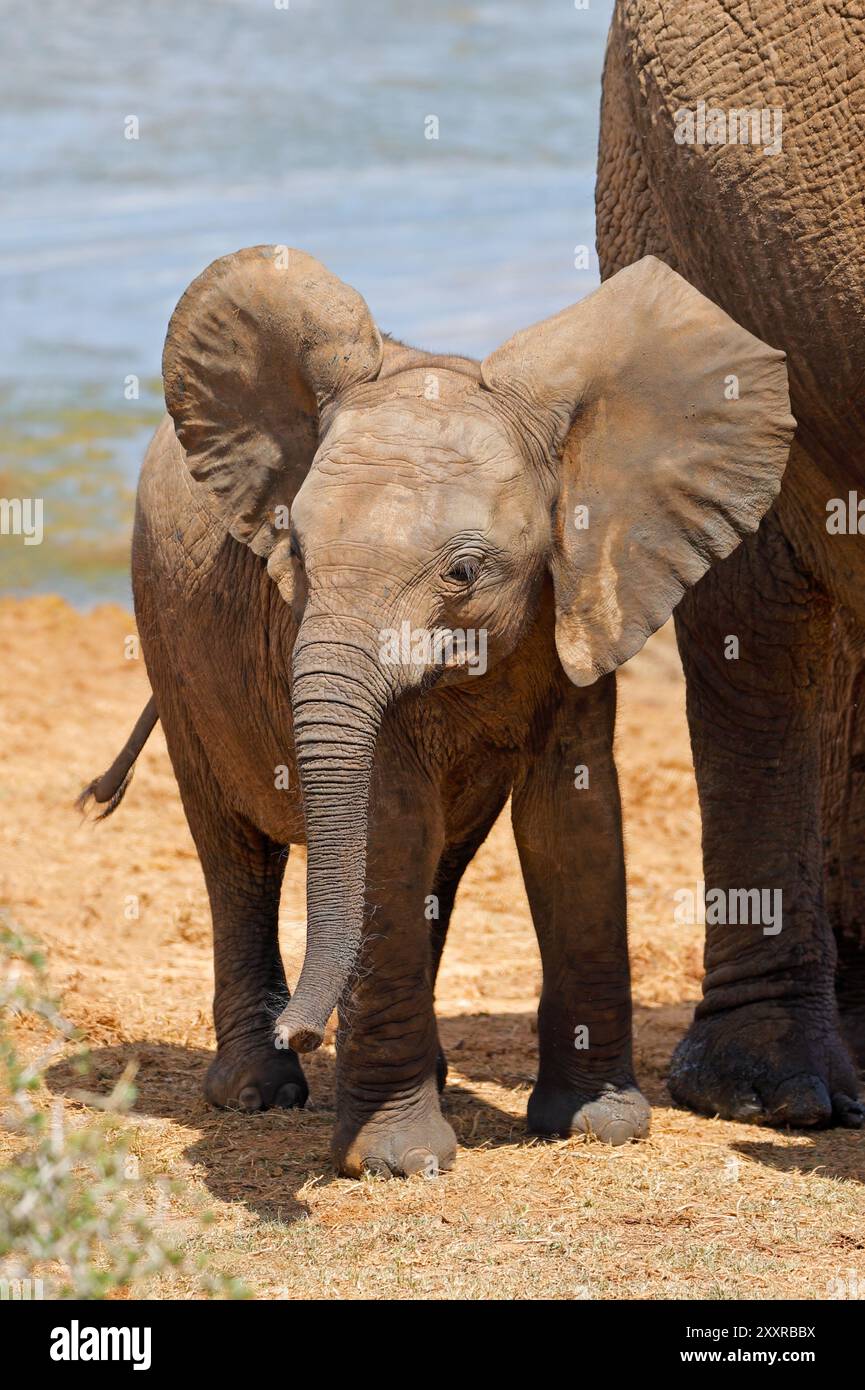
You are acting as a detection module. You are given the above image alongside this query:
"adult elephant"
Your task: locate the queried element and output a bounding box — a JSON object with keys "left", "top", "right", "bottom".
{"left": 81, "top": 245, "right": 792, "bottom": 1174}
{"left": 597, "top": 0, "right": 865, "bottom": 1127}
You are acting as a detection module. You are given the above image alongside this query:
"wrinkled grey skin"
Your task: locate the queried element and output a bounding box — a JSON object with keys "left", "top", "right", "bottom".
{"left": 111, "top": 245, "right": 791, "bottom": 1176}
{"left": 597, "top": 0, "right": 865, "bottom": 1128}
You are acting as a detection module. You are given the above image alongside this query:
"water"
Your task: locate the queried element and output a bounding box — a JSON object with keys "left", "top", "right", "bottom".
{"left": 0, "top": 0, "right": 614, "bottom": 605}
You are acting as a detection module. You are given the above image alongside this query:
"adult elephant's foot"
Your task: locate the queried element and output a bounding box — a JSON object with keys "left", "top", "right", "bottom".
{"left": 528, "top": 1077, "right": 650, "bottom": 1145}
{"left": 669, "top": 1003, "right": 864, "bottom": 1128}
{"left": 333, "top": 1080, "right": 457, "bottom": 1178}
{"left": 204, "top": 1043, "right": 308, "bottom": 1113}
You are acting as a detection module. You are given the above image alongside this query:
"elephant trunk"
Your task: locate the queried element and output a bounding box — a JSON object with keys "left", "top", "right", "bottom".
{"left": 274, "top": 628, "right": 389, "bottom": 1053}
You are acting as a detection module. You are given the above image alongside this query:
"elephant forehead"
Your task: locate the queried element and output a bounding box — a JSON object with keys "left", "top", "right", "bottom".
{"left": 315, "top": 399, "right": 514, "bottom": 482}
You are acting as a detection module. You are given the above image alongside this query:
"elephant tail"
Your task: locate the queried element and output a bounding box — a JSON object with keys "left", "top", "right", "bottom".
{"left": 75, "top": 696, "right": 159, "bottom": 821}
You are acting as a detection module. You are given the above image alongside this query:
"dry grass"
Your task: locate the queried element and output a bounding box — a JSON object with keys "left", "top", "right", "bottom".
{"left": 1, "top": 595, "right": 863, "bottom": 1299}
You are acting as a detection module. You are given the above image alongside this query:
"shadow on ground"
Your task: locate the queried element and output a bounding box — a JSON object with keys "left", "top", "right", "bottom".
{"left": 45, "top": 1001, "right": 865, "bottom": 1221}
{"left": 731, "top": 1135, "right": 865, "bottom": 1185}
{"left": 46, "top": 1016, "right": 528, "bottom": 1223}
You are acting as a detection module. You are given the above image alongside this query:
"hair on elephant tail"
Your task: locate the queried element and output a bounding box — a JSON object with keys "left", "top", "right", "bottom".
{"left": 75, "top": 696, "right": 159, "bottom": 822}
{"left": 77, "top": 765, "right": 138, "bottom": 821}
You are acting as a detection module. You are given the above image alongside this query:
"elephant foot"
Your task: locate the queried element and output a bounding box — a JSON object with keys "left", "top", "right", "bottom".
{"left": 204, "top": 1043, "right": 309, "bottom": 1113}
{"left": 333, "top": 1083, "right": 456, "bottom": 1179}
{"left": 669, "top": 1003, "right": 864, "bottom": 1129}
{"left": 527, "top": 1078, "right": 651, "bottom": 1145}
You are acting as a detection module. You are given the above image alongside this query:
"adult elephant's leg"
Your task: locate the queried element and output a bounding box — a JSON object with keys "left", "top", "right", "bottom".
{"left": 331, "top": 726, "right": 456, "bottom": 1177}
{"left": 822, "top": 608, "right": 865, "bottom": 1069}
{"left": 162, "top": 708, "right": 308, "bottom": 1112}
{"left": 513, "top": 673, "right": 650, "bottom": 1145}
{"left": 670, "top": 513, "right": 863, "bottom": 1128}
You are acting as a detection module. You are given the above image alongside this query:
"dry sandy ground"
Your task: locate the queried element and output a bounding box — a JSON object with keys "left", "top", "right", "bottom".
{"left": 1, "top": 594, "right": 863, "bottom": 1300}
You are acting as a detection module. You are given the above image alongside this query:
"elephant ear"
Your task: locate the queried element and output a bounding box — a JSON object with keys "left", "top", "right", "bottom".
{"left": 481, "top": 256, "right": 795, "bottom": 685}
{"left": 162, "top": 245, "right": 383, "bottom": 594}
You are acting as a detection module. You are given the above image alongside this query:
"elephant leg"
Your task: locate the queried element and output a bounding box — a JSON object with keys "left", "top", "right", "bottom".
{"left": 822, "top": 607, "right": 865, "bottom": 1069}
{"left": 670, "top": 515, "right": 863, "bottom": 1128}
{"left": 429, "top": 783, "right": 511, "bottom": 1090}
{"left": 512, "top": 674, "right": 650, "bottom": 1145}
{"left": 331, "top": 738, "right": 456, "bottom": 1178}
{"left": 160, "top": 708, "right": 308, "bottom": 1112}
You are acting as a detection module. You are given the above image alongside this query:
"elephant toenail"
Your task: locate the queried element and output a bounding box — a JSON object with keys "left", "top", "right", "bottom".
{"left": 361, "top": 1157, "right": 391, "bottom": 1178}
{"left": 403, "top": 1148, "right": 439, "bottom": 1177}
{"left": 731, "top": 1091, "right": 764, "bottom": 1120}
{"left": 275, "top": 1082, "right": 303, "bottom": 1109}
{"left": 770, "top": 1075, "right": 832, "bottom": 1127}
{"left": 238, "top": 1085, "right": 262, "bottom": 1112}
{"left": 833, "top": 1094, "right": 865, "bottom": 1128}
{"left": 601, "top": 1120, "right": 633, "bottom": 1146}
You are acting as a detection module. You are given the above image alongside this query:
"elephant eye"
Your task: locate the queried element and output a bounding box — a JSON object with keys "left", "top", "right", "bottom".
{"left": 445, "top": 556, "right": 482, "bottom": 586}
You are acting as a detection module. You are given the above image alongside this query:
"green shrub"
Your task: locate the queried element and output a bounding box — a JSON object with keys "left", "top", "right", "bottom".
{"left": 0, "top": 915, "right": 247, "bottom": 1299}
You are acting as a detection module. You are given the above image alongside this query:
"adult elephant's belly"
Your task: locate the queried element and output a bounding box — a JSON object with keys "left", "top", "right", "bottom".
{"left": 133, "top": 417, "right": 307, "bottom": 848}
{"left": 600, "top": 0, "right": 865, "bottom": 484}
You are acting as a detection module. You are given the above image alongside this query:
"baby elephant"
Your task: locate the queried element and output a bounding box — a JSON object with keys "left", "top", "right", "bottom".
{"left": 82, "top": 246, "right": 793, "bottom": 1177}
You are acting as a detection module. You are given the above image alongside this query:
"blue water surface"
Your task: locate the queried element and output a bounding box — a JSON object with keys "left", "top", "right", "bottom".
{"left": 0, "top": 0, "right": 614, "bottom": 604}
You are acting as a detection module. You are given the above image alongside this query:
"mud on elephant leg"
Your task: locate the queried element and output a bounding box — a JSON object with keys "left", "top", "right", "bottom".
{"left": 822, "top": 608, "right": 865, "bottom": 1070}
{"left": 671, "top": 518, "right": 863, "bottom": 1129}
{"left": 513, "top": 676, "right": 650, "bottom": 1146}
{"left": 163, "top": 717, "right": 307, "bottom": 1113}
{"left": 331, "top": 749, "right": 456, "bottom": 1178}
